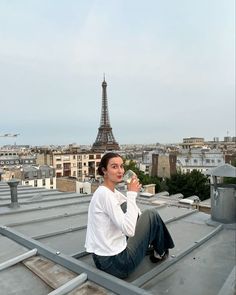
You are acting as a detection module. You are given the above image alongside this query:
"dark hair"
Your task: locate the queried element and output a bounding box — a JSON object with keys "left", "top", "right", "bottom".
{"left": 97, "top": 152, "right": 122, "bottom": 176}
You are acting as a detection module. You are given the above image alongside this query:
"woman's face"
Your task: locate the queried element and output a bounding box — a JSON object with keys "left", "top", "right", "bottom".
{"left": 103, "top": 156, "right": 124, "bottom": 183}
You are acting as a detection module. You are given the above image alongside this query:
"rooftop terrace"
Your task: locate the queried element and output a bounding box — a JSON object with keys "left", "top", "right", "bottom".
{"left": 0, "top": 181, "right": 235, "bottom": 295}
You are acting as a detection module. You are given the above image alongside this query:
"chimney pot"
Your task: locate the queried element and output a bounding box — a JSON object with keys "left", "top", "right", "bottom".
{"left": 7, "top": 178, "right": 20, "bottom": 208}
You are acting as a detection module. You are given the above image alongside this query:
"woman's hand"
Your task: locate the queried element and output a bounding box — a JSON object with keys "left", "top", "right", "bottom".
{"left": 127, "top": 176, "right": 142, "bottom": 192}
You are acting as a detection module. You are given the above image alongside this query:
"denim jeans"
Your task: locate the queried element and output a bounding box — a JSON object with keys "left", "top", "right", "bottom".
{"left": 92, "top": 208, "right": 175, "bottom": 278}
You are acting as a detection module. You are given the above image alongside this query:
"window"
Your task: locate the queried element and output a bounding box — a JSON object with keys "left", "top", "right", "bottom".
{"left": 206, "top": 159, "right": 210, "bottom": 163}
{"left": 89, "top": 155, "right": 94, "bottom": 159}
{"left": 218, "top": 159, "right": 221, "bottom": 163}
{"left": 42, "top": 179, "right": 46, "bottom": 186}
{"left": 80, "top": 188, "right": 84, "bottom": 194}
{"left": 78, "top": 163, "right": 82, "bottom": 169}
{"left": 63, "top": 163, "right": 70, "bottom": 170}
{"left": 34, "top": 180, "right": 38, "bottom": 187}
{"left": 73, "top": 171, "right": 76, "bottom": 176}
{"left": 50, "top": 178, "right": 54, "bottom": 185}
{"left": 56, "top": 164, "right": 62, "bottom": 169}
{"left": 194, "top": 159, "right": 198, "bottom": 163}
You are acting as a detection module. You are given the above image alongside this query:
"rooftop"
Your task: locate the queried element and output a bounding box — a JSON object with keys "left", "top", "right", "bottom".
{"left": 0, "top": 181, "right": 235, "bottom": 295}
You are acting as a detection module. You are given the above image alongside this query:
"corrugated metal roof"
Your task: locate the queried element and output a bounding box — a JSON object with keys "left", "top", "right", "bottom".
{"left": 0, "top": 181, "right": 235, "bottom": 295}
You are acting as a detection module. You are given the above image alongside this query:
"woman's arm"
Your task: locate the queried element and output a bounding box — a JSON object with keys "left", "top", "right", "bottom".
{"left": 103, "top": 190, "right": 139, "bottom": 237}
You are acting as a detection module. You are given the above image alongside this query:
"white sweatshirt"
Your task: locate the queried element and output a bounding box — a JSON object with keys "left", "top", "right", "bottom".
{"left": 85, "top": 185, "right": 140, "bottom": 256}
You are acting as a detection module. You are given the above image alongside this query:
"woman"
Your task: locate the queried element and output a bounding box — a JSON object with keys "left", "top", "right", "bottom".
{"left": 85, "top": 152, "right": 174, "bottom": 279}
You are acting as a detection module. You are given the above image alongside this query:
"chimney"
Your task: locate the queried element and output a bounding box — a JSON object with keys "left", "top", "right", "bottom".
{"left": 7, "top": 179, "right": 20, "bottom": 208}
{"left": 206, "top": 164, "right": 236, "bottom": 224}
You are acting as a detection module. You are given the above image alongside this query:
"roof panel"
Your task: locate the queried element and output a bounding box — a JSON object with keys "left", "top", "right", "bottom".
{"left": 141, "top": 228, "right": 235, "bottom": 295}
{"left": 0, "top": 235, "right": 28, "bottom": 263}
{"left": 0, "top": 264, "right": 52, "bottom": 295}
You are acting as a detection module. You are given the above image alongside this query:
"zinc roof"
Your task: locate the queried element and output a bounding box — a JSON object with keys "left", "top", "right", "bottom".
{"left": 206, "top": 163, "right": 236, "bottom": 177}
{"left": 0, "top": 181, "right": 235, "bottom": 295}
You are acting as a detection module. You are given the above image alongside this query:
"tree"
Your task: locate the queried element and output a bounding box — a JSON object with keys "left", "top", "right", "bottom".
{"left": 166, "top": 170, "right": 210, "bottom": 201}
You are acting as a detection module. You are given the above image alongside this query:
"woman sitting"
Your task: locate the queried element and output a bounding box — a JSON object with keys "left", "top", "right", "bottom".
{"left": 85, "top": 152, "right": 174, "bottom": 279}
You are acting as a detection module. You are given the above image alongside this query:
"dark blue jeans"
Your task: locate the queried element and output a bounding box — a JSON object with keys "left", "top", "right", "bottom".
{"left": 92, "top": 208, "right": 175, "bottom": 278}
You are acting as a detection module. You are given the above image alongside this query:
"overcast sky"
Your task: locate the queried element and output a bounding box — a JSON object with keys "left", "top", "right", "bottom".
{"left": 0, "top": 0, "right": 235, "bottom": 146}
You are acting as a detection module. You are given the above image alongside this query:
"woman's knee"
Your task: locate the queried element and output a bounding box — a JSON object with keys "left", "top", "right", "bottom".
{"left": 142, "top": 208, "right": 160, "bottom": 219}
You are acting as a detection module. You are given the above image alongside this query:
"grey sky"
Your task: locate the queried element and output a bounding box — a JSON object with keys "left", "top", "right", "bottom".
{"left": 0, "top": 0, "right": 235, "bottom": 146}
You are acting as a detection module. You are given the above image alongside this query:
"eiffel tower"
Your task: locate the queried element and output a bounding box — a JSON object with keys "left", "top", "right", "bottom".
{"left": 92, "top": 77, "right": 120, "bottom": 151}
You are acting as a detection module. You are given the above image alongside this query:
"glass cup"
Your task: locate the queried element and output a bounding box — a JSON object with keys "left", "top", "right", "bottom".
{"left": 123, "top": 169, "right": 137, "bottom": 184}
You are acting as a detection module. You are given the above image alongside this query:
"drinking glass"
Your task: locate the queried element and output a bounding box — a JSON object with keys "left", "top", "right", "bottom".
{"left": 123, "top": 169, "right": 137, "bottom": 184}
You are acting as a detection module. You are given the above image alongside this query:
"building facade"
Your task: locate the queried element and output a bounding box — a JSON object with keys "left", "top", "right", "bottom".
{"left": 3, "top": 165, "right": 56, "bottom": 190}
{"left": 176, "top": 148, "right": 225, "bottom": 174}
{"left": 0, "top": 150, "right": 36, "bottom": 167}
{"left": 181, "top": 137, "right": 205, "bottom": 149}
{"left": 36, "top": 149, "right": 103, "bottom": 182}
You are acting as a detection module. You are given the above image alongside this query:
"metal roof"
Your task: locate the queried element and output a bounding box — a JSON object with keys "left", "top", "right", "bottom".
{"left": 205, "top": 163, "right": 236, "bottom": 177}
{"left": 0, "top": 181, "right": 235, "bottom": 295}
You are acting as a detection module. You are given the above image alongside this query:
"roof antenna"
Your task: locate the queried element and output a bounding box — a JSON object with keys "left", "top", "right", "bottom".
{"left": 103, "top": 73, "right": 106, "bottom": 81}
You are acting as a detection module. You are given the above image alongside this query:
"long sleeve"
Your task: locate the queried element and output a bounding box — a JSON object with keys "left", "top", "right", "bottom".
{"left": 103, "top": 190, "right": 139, "bottom": 237}
{"left": 85, "top": 186, "right": 140, "bottom": 255}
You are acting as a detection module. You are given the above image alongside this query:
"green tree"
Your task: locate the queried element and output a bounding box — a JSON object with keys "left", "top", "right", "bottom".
{"left": 166, "top": 170, "right": 210, "bottom": 201}
{"left": 166, "top": 172, "right": 188, "bottom": 195}
{"left": 186, "top": 170, "right": 210, "bottom": 200}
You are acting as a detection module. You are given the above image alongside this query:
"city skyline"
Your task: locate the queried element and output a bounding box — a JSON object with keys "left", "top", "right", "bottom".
{"left": 0, "top": 0, "right": 235, "bottom": 146}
